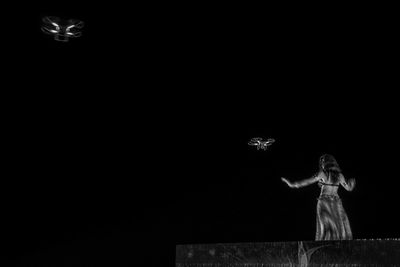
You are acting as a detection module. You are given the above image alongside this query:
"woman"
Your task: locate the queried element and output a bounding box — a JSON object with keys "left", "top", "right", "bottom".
{"left": 281, "top": 154, "right": 356, "bottom": 240}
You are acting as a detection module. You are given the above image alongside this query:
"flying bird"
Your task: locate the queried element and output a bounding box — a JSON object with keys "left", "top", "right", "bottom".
{"left": 248, "top": 137, "right": 275, "bottom": 151}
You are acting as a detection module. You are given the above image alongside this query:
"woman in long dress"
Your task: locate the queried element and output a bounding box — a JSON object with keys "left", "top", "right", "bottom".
{"left": 281, "top": 154, "right": 356, "bottom": 240}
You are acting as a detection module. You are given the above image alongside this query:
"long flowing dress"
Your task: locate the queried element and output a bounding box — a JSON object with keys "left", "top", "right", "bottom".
{"left": 315, "top": 193, "right": 352, "bottom": 240}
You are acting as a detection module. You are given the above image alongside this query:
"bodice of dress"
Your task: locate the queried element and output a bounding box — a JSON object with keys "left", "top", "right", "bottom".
{"left": 317, "top": 171, "right": 340, "bottom": 196}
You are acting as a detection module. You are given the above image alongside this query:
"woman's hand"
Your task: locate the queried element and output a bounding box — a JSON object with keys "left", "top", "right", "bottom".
{"left": 348, "top": 178, "right": 356, "bottom": 191}
{"left": 281, "top": 177, "right": 297, "bottom": 188}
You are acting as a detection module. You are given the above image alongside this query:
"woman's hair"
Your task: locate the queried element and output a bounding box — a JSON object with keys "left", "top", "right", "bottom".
{"left": 319, "top": 154, "right": 342, "bottom": 183}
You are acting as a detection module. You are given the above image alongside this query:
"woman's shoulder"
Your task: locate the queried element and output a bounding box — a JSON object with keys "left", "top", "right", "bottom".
{"left": 315, "top": 170, "right": 327, "bottom": 181}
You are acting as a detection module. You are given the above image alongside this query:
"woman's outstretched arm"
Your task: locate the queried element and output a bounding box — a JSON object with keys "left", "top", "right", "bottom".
{"left": 339, "top": 173, "right": 356, "bottom": 191}
{"left": 281, "top": 174, "right": 320, "bottom": 188}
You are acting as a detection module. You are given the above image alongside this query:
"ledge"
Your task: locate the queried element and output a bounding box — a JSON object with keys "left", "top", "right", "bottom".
{"left": 176, "top": 239, "right": 400, "bottom": 266}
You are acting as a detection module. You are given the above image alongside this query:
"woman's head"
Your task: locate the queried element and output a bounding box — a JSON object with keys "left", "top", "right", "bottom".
{"left": 319, "top": 154, "right": 341, "bottom": 173}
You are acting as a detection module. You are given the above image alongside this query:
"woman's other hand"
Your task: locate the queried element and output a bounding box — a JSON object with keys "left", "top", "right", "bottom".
{"left": 281, "top": 177, "right": 296, "bottom": 188}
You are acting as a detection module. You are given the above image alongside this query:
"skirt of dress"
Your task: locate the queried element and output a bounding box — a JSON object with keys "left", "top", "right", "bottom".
{"left": 315, "top": 194, "right": 353, "bottom": 241}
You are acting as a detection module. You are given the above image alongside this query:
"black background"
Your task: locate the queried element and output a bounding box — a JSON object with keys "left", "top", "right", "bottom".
{"left": 3, "top": 3, "right": 399, "bottom": 266}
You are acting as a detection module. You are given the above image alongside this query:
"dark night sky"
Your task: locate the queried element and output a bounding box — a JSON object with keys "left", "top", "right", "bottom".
{"left": 4, "top": 3, "right": 399, "bottom": 266}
